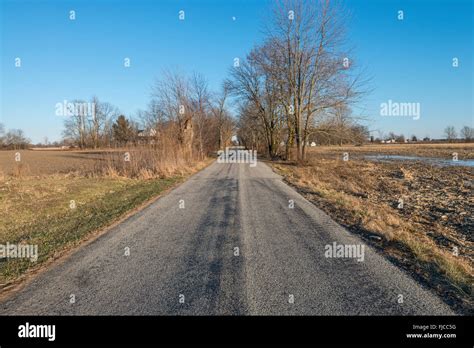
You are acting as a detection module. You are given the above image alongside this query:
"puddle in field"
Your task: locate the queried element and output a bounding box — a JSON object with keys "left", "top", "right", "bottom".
{"left": 364, "top": 155, "right": 474, "bottom": 167}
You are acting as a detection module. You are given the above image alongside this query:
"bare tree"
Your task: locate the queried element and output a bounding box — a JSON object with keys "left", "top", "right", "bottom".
{"left": 212, "top": 82, "right": 234, "bottom": 150}
{"left": 228, "top": 47, "right": 285, "bottom": 158}
{"left": 460, "top": 126, "right": 473, "bottom": 142}
{"left": 444, "top": 126, "right": 457, "bottom": 142}
{"left": 139, "top": 98, "right": 167, "bottom": 131}
{"left": 237, "top": 102, "right": 268, "bottom": 152}
{"left": 89, "top": 97, "right": 119, "bottom": 148}
{"left": 387, "top": 132, "right": 397, "bottom": 141}
{"left": 62, "top": 98, "right": 119, "bottom": 148}
{"left": 62, "top": 99, "right": 88, "bottom": 148}
{"left": 4, "top": 129, "right": 30, "bottom": 149}
{"left": 268, "top": 0, "right": 363, "bottom": 160}
{"left": 189, "top": 72, "right": 211, "bottom": 158}
{"left": 152, "top": 70, "right": 194, "bottom": 155}
{"left": 231, "top": 0, "right": 364, "bottom": 160}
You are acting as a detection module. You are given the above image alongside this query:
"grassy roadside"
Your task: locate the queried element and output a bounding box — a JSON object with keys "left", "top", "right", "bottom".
{"left": 269, "top": 151, "right": 473, "bottom": 314}
{"left": 0, "top": 160, "right": 210, "bottom": 286}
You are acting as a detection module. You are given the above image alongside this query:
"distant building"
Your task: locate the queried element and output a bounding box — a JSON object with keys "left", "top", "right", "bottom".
{"left": 137, "top": 129, "right": 156, "bottom": 145}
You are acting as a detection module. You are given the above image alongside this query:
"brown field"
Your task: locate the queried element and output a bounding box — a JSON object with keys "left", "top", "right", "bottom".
{"left": 271, "top": 142, "right": 473, "bottom": 314}
{"left": 305, "top": 142, "right": 474, "bottom": 160}
{"left": 0, "top": 150, "right": 104, "bottom": 177}
{"left": 0, "top": 148, "right": 210, "bottom": 286}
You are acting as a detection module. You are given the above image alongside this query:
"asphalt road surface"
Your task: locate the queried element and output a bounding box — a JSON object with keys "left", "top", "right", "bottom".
{"left": 0, "top": 161, "right": 454, "bottom": 315}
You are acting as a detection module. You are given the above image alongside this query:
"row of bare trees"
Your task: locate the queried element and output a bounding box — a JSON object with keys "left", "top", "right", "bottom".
{"left": 63, "top": 0, "right": 368, "bottom": 159}
{"left": 62, "top": 73, "right": 235, "bottom": 157}
{"left": 0, "top": 123, "right": 30, "bottom": 149}
{"left": 62, "top": 97, "right": 123, "bottom": 148}
{"left": 445, "top": 125, "right": 473, "bottom": 142}
{"left": 137, "top": 71, "right": 235, "bottom": 158}
{"left": 228, "top": 0, "right": 366, "bottom": 160}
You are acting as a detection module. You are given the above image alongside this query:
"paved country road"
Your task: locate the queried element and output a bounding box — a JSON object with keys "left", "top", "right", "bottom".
{"left": 0, "top": 161, "right": 454, "bottom": 315}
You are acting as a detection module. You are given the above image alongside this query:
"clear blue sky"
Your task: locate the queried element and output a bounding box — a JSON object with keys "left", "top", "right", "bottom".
{"left": 1, "top": 0, "right": 472, "bottom": 143}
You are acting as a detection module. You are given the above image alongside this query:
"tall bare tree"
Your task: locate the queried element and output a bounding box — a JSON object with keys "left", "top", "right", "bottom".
{"left": 189, "top": 72, "right": 211, "bottom": 158}
{"left": 212, "top": 82, "right": 234, "bottom": 149}
{"left": 444, "top": 126, "right": 457, "bottom": 142}
{"left": 229, "top": 47, "right": 285, "bottom": 158}
{"left": 460, "top": 126, "right": 473, "bottom": 141}
{"left": 152, "top": 70, "right": 194, "bottom": 155}
{"left": 63, "top": 99, "right": 88, "bottom": 148}
{"left": 89, "top": 97, "right": 119, "bottom": 148}
{"left": 231, "top": 0, "right": 364, "bottom": 160}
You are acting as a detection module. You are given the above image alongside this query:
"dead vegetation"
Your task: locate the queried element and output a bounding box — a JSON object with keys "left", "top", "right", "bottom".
{"left": 271, "top": 144, "right": 474, "bottom": 314}
{"left": 306, "top": 143, "right": 474, "bottom": 160}
{"left": 0, "top": 145, "right": 211, "bottom": 285}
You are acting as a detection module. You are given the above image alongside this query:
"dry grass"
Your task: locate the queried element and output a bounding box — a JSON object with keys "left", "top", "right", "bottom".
{"left": 306, "top": 142, "right": 474, "bottom": 159}
{"left": 0, "top": 146, "right": 202, "bottom": 180}
{"left": 96, "top": 147, "right": 197, "bottom": 179}
{"left": 271, "top": 143, "right": 473, "bottom": 314}
{"left": 0, "top": 146, "right": 210, "bottom": 285}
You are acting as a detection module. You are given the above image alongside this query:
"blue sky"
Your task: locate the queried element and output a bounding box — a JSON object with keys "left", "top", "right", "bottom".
{"left": 0, "top": 0, "right": 472, "bottom": 143}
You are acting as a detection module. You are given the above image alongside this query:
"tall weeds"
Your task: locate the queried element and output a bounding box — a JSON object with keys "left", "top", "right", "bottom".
{"left": 95, "top": 142, "right": 203, "bottom": 179}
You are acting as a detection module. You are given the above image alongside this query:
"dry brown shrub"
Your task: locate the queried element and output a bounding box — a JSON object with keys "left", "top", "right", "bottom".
{"left": 12, "top": 163, "right": 31, "bottom": 178}
{"left": 94, "top": 135, "right": 203, "bottom": 179}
